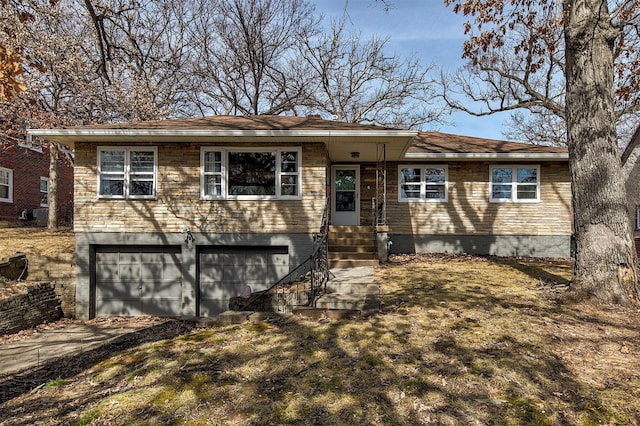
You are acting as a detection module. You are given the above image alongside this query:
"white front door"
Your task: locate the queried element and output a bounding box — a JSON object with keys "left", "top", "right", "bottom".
{"left": 332, "top": 165, "right": 360, "bottom": 225}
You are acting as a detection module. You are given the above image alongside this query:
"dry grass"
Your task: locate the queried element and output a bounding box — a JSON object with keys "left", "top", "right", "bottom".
{"left": 0, "top": 226, "right": 74, "bottom": 261}
{"left": 2, "top": 254, "right": 640, "bottom": 425}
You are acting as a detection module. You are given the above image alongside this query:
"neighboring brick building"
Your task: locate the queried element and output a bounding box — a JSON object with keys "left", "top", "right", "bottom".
{"left": 0, "top": 140, "right": 74, "bottom": 225}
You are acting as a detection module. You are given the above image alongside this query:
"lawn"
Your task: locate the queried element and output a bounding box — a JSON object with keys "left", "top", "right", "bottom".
{"left": 1, "top": 253, "right": 640, "bottom": 425}
{"left": 0, "top": 226, "right": 74, "bottom": 261}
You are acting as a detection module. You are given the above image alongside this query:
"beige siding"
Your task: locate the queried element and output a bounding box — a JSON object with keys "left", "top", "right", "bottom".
{"left": 379, "top": 161, "right": 572, "bottom": 236}
{"left": 74, "top": 142, "right": 328, "bottom": 234}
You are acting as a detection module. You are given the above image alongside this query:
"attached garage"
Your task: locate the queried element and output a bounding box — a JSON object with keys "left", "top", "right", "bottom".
{"left": 95, "top": 246, "right": 183, "bottom": 317}
{"left": 198, "top": 246, "right": 289, "bottom": 316}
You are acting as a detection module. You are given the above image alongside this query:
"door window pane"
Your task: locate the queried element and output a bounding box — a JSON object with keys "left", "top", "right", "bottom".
{"left": 336, "top": 192, "right": 356, "bottom": 212}
{"left": 335, "top": 170, "right": 356, "bottom": 191}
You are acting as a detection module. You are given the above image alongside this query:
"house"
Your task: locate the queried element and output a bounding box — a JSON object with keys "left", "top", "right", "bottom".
{"left": 29, "top": 115, "right": 571, "bottom": 319}
{"left": 0, "top": 138, "right": 74, "bottom": 225}
{"left": 622, "top": 125, "right": 640, "bottom": 255}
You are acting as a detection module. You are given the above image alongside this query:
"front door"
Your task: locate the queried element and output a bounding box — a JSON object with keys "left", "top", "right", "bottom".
{"left": 332, "top": 165, "right": 360, "bottom": 225}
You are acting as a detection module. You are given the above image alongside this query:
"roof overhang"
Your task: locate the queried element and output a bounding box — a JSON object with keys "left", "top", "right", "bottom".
{"left": 404, "top": 152, "right": 569, "bottom": 161}
{"left": 28, "top": 128, "right": 418, "bottom": 162}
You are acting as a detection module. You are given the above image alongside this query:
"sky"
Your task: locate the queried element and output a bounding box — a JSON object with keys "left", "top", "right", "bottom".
{"left": 314, "top": 0, "right": 513, "bottom": 141}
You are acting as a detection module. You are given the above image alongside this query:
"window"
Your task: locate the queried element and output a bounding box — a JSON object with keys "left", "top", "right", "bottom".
{"left": 97, "top": 147, "right": 157, "bottom": 199}
{"left": 490, "top": 165, "right": 540, "bottom": 202}
{"left": 201, "top": 147, "right": 301, "bottom": 199}
{"left": 636, "top": 206, "right": 640, "bottom": 230}
{"left": 40, "top": 177, "right": 49, "bottom": 207}
{"left": 0, "top": 167, "right": 12, "bottom": 202}
{"left": 398, "top": 165, "right": 448, "bottom": 202}
{"left": 202, "top": 150, "right": 223, "bottom": 197}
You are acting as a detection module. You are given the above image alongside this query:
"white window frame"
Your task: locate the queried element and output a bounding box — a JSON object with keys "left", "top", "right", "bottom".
{"left": 40, "top": 177, "right": 49, "bottom": 207}
{"left": 398, "top": 165, "right": 448, "bottom": 202}
{"left": 0, "top": 167, "right": 12, "bottom": 203}
{"left": 489, "top": 165, "right": 540, "bottom": 203}
{"left": 200, "top": 147, "right": 302, "bottom": 200}
{"left": 97, "top": 147, "right": 158, "bottom": 200}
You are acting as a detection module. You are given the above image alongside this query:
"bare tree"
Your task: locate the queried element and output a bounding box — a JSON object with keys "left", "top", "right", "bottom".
{"left": 187, "top": 0, "right": 319, "bottom": 116}
{"left": 442, "top": 1, "right": 640, "bottom": 146}
{"left": 444, "top": 0, "right": 640, "bottom": 306}
{"left": 1, "top": 0, "right": 196, "bottom": 227}
{"left": 299, "top": 14, "right": 445, "bottom": 129}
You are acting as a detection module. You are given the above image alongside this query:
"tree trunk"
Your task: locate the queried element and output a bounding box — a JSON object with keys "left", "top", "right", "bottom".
{"left": 564, "top": 0, "right": 639, "bottom": 305}
{"left": 48, "top": 141, "right": 58, "bottom": 230}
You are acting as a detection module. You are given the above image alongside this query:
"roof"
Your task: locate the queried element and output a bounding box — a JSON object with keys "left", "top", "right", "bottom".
{"left": 407, "top": 132, "right": 568, "bottom": 160}
{"left": 28, "top": 115, "right": 568, "bottom": 161}
{"left": 35, "top": 115, "right": 396, "bottom": 132}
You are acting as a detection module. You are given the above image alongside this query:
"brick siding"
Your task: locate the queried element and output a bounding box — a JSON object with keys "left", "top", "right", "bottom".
{"left": 0, "top": 142, "right": 74, "bottom": 225}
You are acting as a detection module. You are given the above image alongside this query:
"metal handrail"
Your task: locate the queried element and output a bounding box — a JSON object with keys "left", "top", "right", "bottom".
{"left": 240, "top": 197, "right": 330, "bottom": 313}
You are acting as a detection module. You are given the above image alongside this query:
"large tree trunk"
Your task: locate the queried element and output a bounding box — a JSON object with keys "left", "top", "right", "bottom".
{"left": 564, "top": 0, "right": 639, "bottom": 305}
{"left": 48, "top": 141, "right": 58, "bottom": 230}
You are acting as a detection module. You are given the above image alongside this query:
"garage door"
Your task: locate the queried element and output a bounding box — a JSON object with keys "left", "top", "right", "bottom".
{"left": 95, "top": 246, "right": 182, "bottom": 317}
{"left": 198, "top": 246, "right": 289, "bottom": 316}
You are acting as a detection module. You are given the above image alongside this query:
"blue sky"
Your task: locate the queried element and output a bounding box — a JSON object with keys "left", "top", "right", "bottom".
{"left": 314, "top": 0, "right": 513, "bottom": 141}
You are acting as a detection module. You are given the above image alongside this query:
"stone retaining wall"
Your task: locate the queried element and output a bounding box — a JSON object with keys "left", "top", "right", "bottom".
{"left": 0, "top": 254, "right": 28, "bottom": 281}
{"left": 0, "top": 282, "right": 62, "bottom": 335}
{"left": 28, "top": 253, "right": 76, "bottom": 318}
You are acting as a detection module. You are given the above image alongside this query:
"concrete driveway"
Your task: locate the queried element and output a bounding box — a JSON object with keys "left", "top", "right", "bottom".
{"left": 0, "top": 317, "right": 168, "bottom": 377}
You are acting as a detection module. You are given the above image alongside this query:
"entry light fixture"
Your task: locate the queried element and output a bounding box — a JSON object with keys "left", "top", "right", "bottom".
{"left": 183, "top": 226, "right": 195, "bottom": 245}
{"left": 350, "top": 151, "right": 360, "bottom": 159}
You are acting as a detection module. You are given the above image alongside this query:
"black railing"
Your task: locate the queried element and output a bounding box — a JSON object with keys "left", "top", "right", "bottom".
{"left": 240, "top": 198, "right": 331, "bottom": 313}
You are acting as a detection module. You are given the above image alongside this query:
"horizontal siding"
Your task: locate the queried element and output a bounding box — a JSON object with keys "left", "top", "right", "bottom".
{"left": 379, "top": 161, "right": 572, "bottom": 236}
{"left": 74, "top": 142, "right": 328, "bottom": 234}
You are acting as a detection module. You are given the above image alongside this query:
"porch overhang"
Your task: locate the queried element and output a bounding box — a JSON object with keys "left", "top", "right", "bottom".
{"left": 27, "top": 128, "right": 418, "bottom": 162}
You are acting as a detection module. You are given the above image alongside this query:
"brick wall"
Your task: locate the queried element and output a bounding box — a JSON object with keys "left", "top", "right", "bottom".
{"left": 0, "top": 282, "right": 62, "bottom": 335}
{"left": 0, "top": 142, "right": 74, "bottom": 225}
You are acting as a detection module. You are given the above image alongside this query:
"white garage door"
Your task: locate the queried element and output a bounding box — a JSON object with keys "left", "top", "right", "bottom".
{"left": 198, "top": 246, "right": 289, "bottom": 316}
{"left": 95, "top": 246, "right": 182, "bottom": 317}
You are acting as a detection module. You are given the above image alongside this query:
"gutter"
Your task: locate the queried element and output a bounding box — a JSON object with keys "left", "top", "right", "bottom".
{"left": 28, "top": 128, "right": 418, "bottom": 139}
{"left": 404, "top": 152, "right": 569, "bottom": 161}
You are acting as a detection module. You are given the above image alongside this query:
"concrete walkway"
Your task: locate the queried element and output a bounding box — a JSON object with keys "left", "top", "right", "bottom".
{"left": 315, "top": 266, "right": 379, "bottom": 312}
{"left": 0, "top": 319, "right": 163, "bottom": 377}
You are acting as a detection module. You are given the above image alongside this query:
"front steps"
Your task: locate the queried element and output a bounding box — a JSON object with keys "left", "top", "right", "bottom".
{"left": 319, "top": 226, "right": 380, "bottom": 312}
{"left": 218, "top": 226, "right": 381, "bottom": 322}
{"left": 328, "top": 226, "right": 378, "bottom": 268}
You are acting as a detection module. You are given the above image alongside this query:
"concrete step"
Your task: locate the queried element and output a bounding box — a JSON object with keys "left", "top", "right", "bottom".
{"left": 292, "top": 308, "right": 361, "bottom": 320}
{"left": 328, "top": 236, "right": 374, "bottom": 245}
{"left": 326, "top": 282, "right": 379, "bottom": 294}
{"left": 329, "top": 259, "right": 379, "bottom": 268}
{"left": 315, "top": 293, "right": 365, "bottom": 310}
{"left": 329, "top": 225, "right": 372, "bottom": 233}
{"left": 329, "top": 252, "right": 378, "bottom": 260}
{"left": 328, "top": 245, "right": 376, "bottom": 253}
